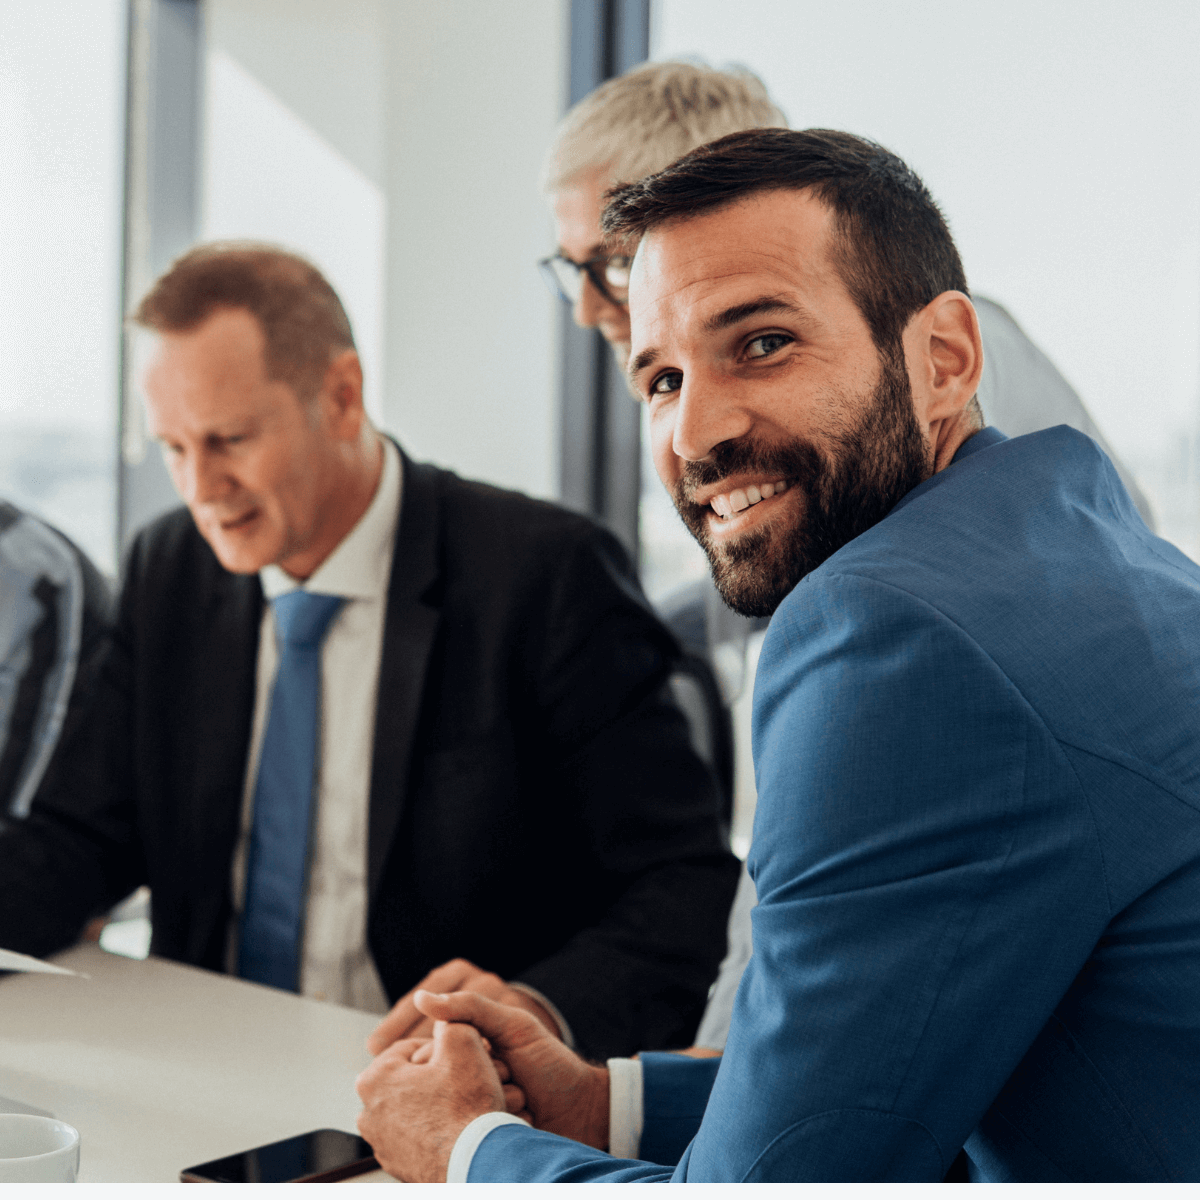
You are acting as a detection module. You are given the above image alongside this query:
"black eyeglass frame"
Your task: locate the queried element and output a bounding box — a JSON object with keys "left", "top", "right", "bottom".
{"left": 538, "top": 252, "right": 632, "bottom": 307}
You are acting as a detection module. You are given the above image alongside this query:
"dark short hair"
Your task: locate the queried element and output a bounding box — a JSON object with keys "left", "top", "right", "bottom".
{"left": 133, "top": 242, "right": 356, "bottom": 401}
{"left": 601, "top": 127, "right": 969, "bottom": 356}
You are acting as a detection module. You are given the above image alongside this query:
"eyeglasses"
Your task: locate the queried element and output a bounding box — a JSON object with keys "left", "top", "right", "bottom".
{"left": 538, "top": 252, "right": 633, "bottom": 307}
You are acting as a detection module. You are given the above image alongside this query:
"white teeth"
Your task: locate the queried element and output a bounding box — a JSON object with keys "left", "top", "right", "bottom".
{"left": 708, "top": 479, "right": 788, "bottom": 519}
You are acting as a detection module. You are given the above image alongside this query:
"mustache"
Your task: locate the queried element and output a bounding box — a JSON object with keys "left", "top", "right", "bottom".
{"left": 676, "top": 436, "right": 827, "bottom": 510}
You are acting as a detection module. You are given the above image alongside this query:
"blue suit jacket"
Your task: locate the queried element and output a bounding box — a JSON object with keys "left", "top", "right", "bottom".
{"left": 470, "top": 427, "right": 1200, "bottom": 1181}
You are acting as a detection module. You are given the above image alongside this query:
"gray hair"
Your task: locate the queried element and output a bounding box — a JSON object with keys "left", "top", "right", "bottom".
{"left": 541, "top": 59, "right": 787, "bottom": 194}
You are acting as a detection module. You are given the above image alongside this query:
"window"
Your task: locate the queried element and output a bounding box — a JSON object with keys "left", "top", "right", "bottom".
{"left": 0, "top": 1, "right": 127, "bottom": 574}
{"left": 201, "top": 41, "right": 386, "bottom": 424}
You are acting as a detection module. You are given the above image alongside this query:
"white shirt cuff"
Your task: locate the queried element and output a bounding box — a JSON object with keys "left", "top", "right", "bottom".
{"left": 446, "top": 1111, "right": 530, "bottom": 1182}
{"left": 509, "top": 981, "right": 576, "bottom": 1050}
{"left": 606, "top": 1056, "right": 643, "bottom": 1160}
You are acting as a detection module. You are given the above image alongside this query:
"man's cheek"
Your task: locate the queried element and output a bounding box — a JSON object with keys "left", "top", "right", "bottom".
{"left": 650, "top": 433, "right": 680, "bottom": 492}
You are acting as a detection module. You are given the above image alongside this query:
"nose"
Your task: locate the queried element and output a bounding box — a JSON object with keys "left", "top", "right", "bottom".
{"left": 172, "top": 448, "right": 230, "bottom": 509}
{"left": 671, "top": 371, "right": 754, "bottom": 465}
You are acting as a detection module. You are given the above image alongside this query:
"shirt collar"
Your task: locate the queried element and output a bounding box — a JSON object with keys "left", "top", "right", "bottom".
{"left": 260, "top": 438, "right": 402, "bottom": 602}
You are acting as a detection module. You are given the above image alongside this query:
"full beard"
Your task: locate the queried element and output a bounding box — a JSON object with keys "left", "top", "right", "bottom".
{"left": 672, "top": 351, "right": 932, "bottom": 618}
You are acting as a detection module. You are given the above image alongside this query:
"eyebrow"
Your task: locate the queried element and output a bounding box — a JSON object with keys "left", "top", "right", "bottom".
{"left": 703, "top": 294, "right": 808, "bottom": 333}
{"left": 627, "top": 294, "right": 809, "bottom": 387}
{"left": 558, "top": 242, "right": 606, "bottom": 262}
{"left": 628, "top": 345, "right": 660, "bottom": 382}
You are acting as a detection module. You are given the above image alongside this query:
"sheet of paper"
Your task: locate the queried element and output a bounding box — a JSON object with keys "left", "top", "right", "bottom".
{"left": 0, "top": 947, "right": 83, "bottom": 976}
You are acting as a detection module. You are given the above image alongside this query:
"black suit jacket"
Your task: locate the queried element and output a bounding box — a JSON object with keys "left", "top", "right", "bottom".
{"left": 0, "top": 451, "right": 738, "bottom": 1057}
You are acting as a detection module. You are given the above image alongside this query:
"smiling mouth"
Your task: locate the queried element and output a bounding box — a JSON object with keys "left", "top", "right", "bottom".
{"left": 708, "top": 479, "right": 790, "bottom": 520}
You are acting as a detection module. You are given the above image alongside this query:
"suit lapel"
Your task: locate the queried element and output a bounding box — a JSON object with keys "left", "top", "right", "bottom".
{"left": 367, "top": 448, "right": 442, "bottom": 903}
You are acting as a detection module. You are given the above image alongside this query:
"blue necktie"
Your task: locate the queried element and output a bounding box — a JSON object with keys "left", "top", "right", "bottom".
{"left": 238, "top": 590, "right": 345, "bottom": 991}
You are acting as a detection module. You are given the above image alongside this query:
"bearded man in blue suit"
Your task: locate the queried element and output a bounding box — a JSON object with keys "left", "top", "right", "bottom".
{"left": 355, "top": 128, "right": 1200, "bottom": 1183}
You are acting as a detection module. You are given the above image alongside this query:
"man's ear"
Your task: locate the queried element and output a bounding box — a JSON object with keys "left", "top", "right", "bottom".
{"left": 321, "top": 349, "right": 366, "bottom": 437}
{"left": 905, "top": 291, "right": 982, "bottom": 428}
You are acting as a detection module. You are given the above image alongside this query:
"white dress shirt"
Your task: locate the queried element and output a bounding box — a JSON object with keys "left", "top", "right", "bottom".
{"left": 228, "top": 438, "right": 401, "bottom": 1013}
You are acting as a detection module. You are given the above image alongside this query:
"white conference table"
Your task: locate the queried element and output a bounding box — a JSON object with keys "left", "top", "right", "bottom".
{"left": 0, "top": 943, "right": 396, "bottom": 1182}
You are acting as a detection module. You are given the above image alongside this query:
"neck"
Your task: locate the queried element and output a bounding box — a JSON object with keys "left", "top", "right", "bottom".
{"left": 930, "top": 405, "right": 983, "bottom": 474}
{"left": 279, "top": 432, "right": 385, "bottom": 581}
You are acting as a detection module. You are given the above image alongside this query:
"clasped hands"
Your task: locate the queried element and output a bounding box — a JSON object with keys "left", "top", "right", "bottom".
{"left": 356, "top": 960, "right": 609, "bottom": 1182}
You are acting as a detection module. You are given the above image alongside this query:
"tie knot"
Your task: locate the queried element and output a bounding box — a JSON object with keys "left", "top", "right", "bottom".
{"left": 271, "top": 590, "right": 345, "bottom": 648}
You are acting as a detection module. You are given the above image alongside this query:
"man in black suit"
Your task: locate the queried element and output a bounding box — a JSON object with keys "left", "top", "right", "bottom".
{"left": 0, "top": 244, "right": 737, "bottom": 1060}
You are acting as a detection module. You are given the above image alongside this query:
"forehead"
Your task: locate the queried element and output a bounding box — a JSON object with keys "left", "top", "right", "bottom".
{"left": 144, "top": 308, "right": 280, "bottom": 427}
{"left": 628, "top": 189, "right": 850, "bottom": 341}
{"left": 551, "top": 167, "right": 611, "bottom": 254}
{"left": 152, "top": 307, "right": 267, "bottom": 374}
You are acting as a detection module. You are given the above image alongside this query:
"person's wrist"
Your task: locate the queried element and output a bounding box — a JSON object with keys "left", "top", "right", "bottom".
{"left": 431, "top": 1098, "right": 503, "bottom": 1181}
{"left": 445, "top": 1112, "right": 529, "bottom": 1184}
{"left": 582, "top": 1064, "right": 610, "bottom": 1150}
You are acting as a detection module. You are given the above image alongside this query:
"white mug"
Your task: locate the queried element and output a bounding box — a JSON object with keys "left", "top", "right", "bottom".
{"left": 0, "top": 1113, "right": 81, "bottom": 1182}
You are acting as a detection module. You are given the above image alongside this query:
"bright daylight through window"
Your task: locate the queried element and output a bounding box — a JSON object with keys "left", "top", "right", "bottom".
{"left": 0, "top": 1, "right": 126, "bottom": 575}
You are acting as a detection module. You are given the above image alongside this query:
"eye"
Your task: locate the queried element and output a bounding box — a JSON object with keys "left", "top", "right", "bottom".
{"left": 604, "top": 256, "right": 633, "bottom": 290}
{"left": 209, "top": 432, "right": 248, "bottom": 451}
{"left": 746, "top": 332, "right": 793, "bottom": 360}
{"left": 649, "top": 370, "right": 683, "bottom": 398}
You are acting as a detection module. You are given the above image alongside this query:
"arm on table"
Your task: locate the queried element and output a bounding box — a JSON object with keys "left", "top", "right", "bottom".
{"left": 357, "top": 988, "right": 609, "bottom": 1180}
{"left": 356, "top": 1025, "right": 514, "bottom": 1182}
{"left": 460, "top": 1045, "right": 722, "bottom": 1181}
{"left": 667, "top": 574, "right": 1109, "bottom": 1180}
{"left": 447, "top": 573, "right": 1113, "bottom": 1181}
{"left": 0, "top": 576, "right": 141, "bottom": 955}
{"left": 358, "top": 986, "right": 725, "bottom": 1180}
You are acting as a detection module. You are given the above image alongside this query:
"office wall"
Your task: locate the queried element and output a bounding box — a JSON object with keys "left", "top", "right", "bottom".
{"left": 205, "top": 0, "right": 565, "bottom": 499}
{"left": 381, "top": 1, "right": 564, "bottom": 498}
{"left": 205, "top": 0, "right": 385, "bottom": 187}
